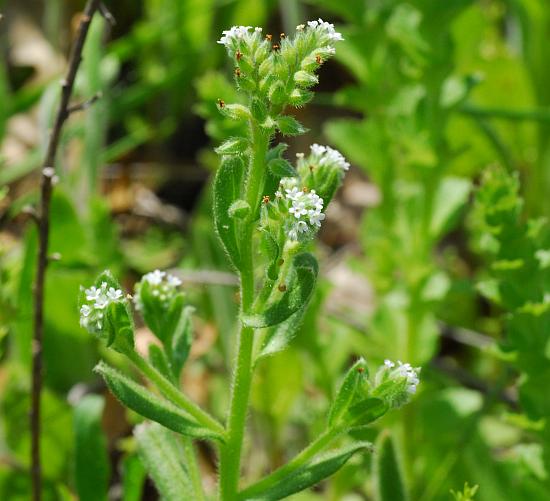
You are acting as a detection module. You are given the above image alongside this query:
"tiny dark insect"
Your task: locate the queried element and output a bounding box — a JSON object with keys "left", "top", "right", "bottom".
{"left": 217, "top": 99, "right": 225, "bottom": 108}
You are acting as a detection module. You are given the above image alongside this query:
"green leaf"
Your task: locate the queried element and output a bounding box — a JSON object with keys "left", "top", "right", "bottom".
{"left": 170, "top": 305, "right": 195, "bottom": 378}
{"left": 276, "top": 115, "right": 308, "bottom": 136}
{"left": 374, "top": 432, "right": 408, "bottom": 501}
{"left": 294, "top": 70, "right": 319, "bottom": 88}
{"left": 218, "top": 103, "right": 251, "bottom": 120}
{"left": 121, "top": 454, "right": 146, "bottom": 501}
{"left": 243, "top": 253, "right": 318, "bottom": 328}
{"left": 74, "top": 395, "right": 110, "bottom": 501}
{"left": 135, "top": 423, "right": 194, "bottom": 500}
{"left": 214, "top": 156, "right": 245, "bottom": 270}
{"left": 347, "top": 398, "right": 389, "bottom": 427}
{"left": 268, "top": 158, "right": 297, "bottom": 178}
{"left": 95, "top": 362, "right": 224, "bottom": 442}
{"left": 148, "top": 344, "right": 175, "bottom": 382}
{"left": 258, "top": 306, "right": 307, "bottom": 360}
{"left": 328, "top": 358, "right": 369, "bottom": 427}
{"left": 215, "top": 137, "right": 249, "bottom": 155}
{"left": 429, "top": 176, "right": 471, "bottom": 240}
{"left": 229, "top": 199, "right": 251, "bottom": 219}
{"left": 241, "top": 442, "right": 372, "bottom": 500}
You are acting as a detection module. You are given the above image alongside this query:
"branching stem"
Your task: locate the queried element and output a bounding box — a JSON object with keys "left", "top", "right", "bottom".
{"left": 31, "top": 2, "right": 102, "bottom": 499}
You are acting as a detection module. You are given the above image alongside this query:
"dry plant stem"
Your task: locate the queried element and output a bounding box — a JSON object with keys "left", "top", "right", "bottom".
{"left": 31, "top": 2, "right": 102, "bottom": 500}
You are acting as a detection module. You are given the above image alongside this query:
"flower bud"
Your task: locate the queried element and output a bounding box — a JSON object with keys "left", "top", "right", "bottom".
{"left": 372, "top": 360, "right": 421, "bottom": 409}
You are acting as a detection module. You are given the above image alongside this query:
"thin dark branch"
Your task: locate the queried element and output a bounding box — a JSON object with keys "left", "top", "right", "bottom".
{"left": 67, "top": 91, "right": 103, "bottom": 114}
{"left": 31, "top": 2, "right": 102, "bottom": 500}
{"left": 99, "top": 3, "right": 116, "bottom": 25}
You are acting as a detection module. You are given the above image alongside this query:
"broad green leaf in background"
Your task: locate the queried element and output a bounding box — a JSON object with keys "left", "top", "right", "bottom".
{"left": 373, "top": 431, "right": 408, "bottom": 501}
{"left": 74, "top": 395, "right": 110, "bottom": 501}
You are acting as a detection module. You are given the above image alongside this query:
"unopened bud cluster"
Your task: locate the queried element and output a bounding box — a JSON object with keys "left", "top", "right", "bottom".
{"left": 134, "top": 269, "right": 182, "bottom": 310}
{"left": 373, "top": 359, "right": 421, "bottom": 408}
{"left": 216, "top": 19, "right": 343, "bottom": 110}
{"left": 79, "top": 282, "right": 125, "bottom": 333}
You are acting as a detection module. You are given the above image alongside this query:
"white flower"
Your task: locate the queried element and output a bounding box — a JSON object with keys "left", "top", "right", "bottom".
{"left": 134, "top": 269, "right": 182, "bottom": 310}
{"left": 306, "top": 18, "right": 344, "bottom": 42}
{"left": 289, "top": 199, "right": 308, "bottom": 218}
{"left": 296, "top": 24, "right": 305, "bottom": 31}
{"left": 217, "top": 25, "right": 258, "bottom": 48}
{"left": 376, "top": 359, "right": 421, "bottom": 399}
{"left": 308, "top": 209, "right": 325, "bottom": 227}
{"left": 310, "top": 143, "right": 350, "bottom": 171}
{"left": 80, "top": 281, "right": 125, "bottom": 333}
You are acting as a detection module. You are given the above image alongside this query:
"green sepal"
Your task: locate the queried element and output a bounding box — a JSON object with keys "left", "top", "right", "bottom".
{"left": 276, "top": 115, "right": 308, "bottom": 136}
{"left": 347, "top": 398, "right": 388, "bottom": 428}
{"left": 95, "top": 362, "right": 224, "bottom": 442}
{"left": 214, "top": 156, "right": 245, "bottom": 270}
{"left": 374, "top": 432, "right": 408, "bottom": 501}
{"left": 269, "top": 81, "right": 286, "bottom": 105}
{"left": 217, "top": 103, "right": 251, "bottom": 121}
{"left": 243, "top": 252, "right": 318, "bottom": 328}
{"left": 239, "top": 441, "right": 373, "bottom": 501}
{"left": 229, "top": 199, "right": 251, "bottom": 219}
{"left": 106, "top": 301, "right": 135, "bottom": 354}
{"left": 215, "top": 137, "right": 249, "bottom": 155}
{"left": 268, "top": 158, "right": 297, "bottom": 178}
{"left": 294, "top": 70, "right": 318, "bottom": 88}
{"left": 328, "top": 358, "right": 369, "bottom": 427}
{"left": 251, "top": 97, "right": 268, "bottom": 122}
{"left": 135, "top": 423, "right": 194, "bottom": 500}
{"left": 289, "top": 88, "right": 314, "bottom": 107}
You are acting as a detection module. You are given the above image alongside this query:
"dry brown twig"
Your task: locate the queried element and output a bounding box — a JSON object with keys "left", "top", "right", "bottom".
{"left": 31, "top": 1, "right": 105, "bottom": 500}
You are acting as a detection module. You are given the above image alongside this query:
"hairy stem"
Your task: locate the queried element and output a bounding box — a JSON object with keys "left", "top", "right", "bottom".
{"left": 31, "top": 2, "right": 102, "bottom": 499}
{"left": 219, "top": 120, "right": 269, "bottom": 500}
{"left": 239, "top": 427, "right": 341, "bottom": 499}
{"left": 183, "top": 439, "right": 206, "bottom": 501}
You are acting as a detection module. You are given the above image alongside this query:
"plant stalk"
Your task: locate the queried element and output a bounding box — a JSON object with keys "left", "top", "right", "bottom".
{"left": 219, "top": 119, "right": 269, "bottom": 500}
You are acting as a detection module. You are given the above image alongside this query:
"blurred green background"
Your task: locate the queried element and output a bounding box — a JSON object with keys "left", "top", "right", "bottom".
{"left": 1, "top": 0, "right": 550, "bottom": 499}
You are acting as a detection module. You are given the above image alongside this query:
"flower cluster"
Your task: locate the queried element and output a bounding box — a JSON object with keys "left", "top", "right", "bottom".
{"left": 275, "top": 177, "right": 326, "bottom": 240}
{"left": 307, "top": 143, "right": 350, "bottom": 172}
{"left": 372, "top": 359, "right": 421, "bottom": 408}
{"left": 80, "top": 282, "right": 125, "bottom": 333}
{"left": 217, "top": 25, "right": 263, "bottom": 49}
{"left": 134, "top": 269, "right": 182, "bottom": 310}
{"left": 305, "top": 18, "right": 344, "bottom": 42}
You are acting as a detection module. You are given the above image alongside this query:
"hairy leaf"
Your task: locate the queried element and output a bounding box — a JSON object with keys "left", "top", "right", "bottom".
{"left": 95, "top": 362, "right": 223, "bottom": 441}
{"left": 243, "top": 253, "right": 318, "bottom": 328}
{"left": 214, "top": 156, "right": 245, "bottom": 270}
{"left": 135, "top": 423, "right": 194, "bottom": 500}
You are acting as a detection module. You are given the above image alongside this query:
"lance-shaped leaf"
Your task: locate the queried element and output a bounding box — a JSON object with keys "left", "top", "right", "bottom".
{"left": 135, "top": 423, "right": 194, "bottom": 501}
{"left": 74, "top": 395, "right": 110, "bottom": 501}
{"left": 148, "top": 344, "right": 175, "bottom": 383}
{"left": 170, "top": 305, "right": 194, "bottom": 378}
{"left": 328, "top": 358, "right": 369, "bottom": 427}
{"left": 257, "top": 305, "right": 306, "bottom": 360}
{"left": 268, "top": 158, "right": 297, "bottom": 179}
{"left": 243, "top": 253, "right": 318, "bottom": 328}
{"left": 276, "top": 115, "right": 308, "bottom": 136}
{"left": 214, "top": 156, "right": 245, "bottom": 270}
{"left": 374, "top": 432, "right": 408, "bottom": 501}
{"left": 215, "top": 137, "right": 249, "bottom": 155}
{"left": 95, "top": 362, "right": 224, "bottom": 442}
{"left": 239, "top": 441, "right": 372, "bottom": 500}
{"left": 347, "top": 398, "right": 388, "bottom": 428}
